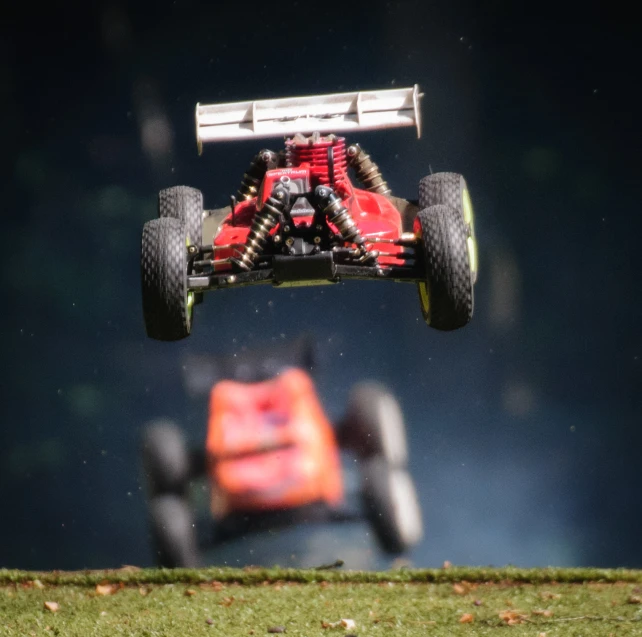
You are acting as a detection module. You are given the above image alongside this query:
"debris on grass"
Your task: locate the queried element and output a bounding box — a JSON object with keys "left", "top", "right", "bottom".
{"left": 321, "top": 618, "right": 356, "bottom": 630}
{"left": 44, "top": 601, "right": 59, "bottom": 612}
{"left": 184, "top": 589, "right": 197, "bottom": 597}
{"left": 627, "top": 595, "right": 642, "bottom": 604}
{"left": 95, "top": 583, "right": 119, "bottom": 596}
{"left": 499, "top": 609, "right": 529, "bottom": 625}
{"left": 205, "top": 618, "right": 214, "bottom": 625}
{"left": 314, "top": 560, "right": 344, "bottom": 571}
{"left": 453, "top": 580, "right": 478, "bottom": 595}
{"left": 532, "top": 609, "right": 553, "bottom": 617}
{"left": 267, "top": 626, "right": 285, "bottom": 633}
{"left": 201, "top": 580, "right": 225, "bottom": 592}
{"left": 459, "top": 613, "right": 474, "bottom": 623}
{"left": 540, "top": 591, "right": 561, "bottom": 600}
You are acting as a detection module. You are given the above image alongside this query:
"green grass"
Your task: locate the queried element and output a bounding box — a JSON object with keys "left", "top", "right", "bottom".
{"left": 1, "top": 567, "right": 641, "bottom": 636}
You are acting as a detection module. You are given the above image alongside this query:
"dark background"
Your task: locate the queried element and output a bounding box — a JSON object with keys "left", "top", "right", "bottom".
{"left": 1, "top": 1, "right": 640, "bottom": 570}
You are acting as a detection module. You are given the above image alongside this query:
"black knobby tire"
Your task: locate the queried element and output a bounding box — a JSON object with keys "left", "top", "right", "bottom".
{"left": 148, "top": 494, "right": 200, "bottom": 568}
{"left": 141, "top": 217, "right": 193, "bottom": 341}
{"left": 360, "top": 457, "right": 423, "bottom": 555}
{"left": 415, "top": 205, "right": 474, "bottom": 331}
{"left": 141, "top": 419, "right": 191, "bottom": 497}
{"left": 341, "top": 382, "right": 408, "bottom": 467}
{"left": 158, "top": 186, "right": 204, "bottom": 247}
{"left": 419, "top": 172, "right": 477, "bottom": 283}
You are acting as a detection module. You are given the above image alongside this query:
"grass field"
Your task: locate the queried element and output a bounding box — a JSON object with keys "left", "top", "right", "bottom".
{"left": 2, "top": 566, "right": 641, "bottom": 636}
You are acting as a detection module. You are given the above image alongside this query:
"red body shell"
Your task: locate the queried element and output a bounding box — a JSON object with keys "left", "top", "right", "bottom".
{"left": 211, "top": 164, "right": 405, "bottom": 270}
{"left": 205, "top": 368, "right": 344, "bottom": 518}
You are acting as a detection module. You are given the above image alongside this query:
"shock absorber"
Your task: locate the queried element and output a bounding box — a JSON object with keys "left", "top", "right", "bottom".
{"left": 346, "top": 144, "right": 391, "bottom": 197}
{"left": 315, "top": 185, "right": 379, "bottom": 264}
{"left": 236, "top": 149, "right": 279, "bottom": 201}
{"left": 232, "top": 185, "right": 288, "bottom": 272}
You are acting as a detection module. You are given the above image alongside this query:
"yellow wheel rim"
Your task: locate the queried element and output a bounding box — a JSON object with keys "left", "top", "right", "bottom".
{"left": 186, "top": 236, "right": 194, "bottom": 322}
{"left": 418, "top": 281, "right": 430, "bottom": 320}
{"left": 462, "top": 187, "right": 478, "bottom": 282}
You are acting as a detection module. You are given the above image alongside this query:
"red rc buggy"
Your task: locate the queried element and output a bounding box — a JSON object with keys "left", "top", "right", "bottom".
{"left": 140, "top": 338, "right": 423, "bottom": 567}
{"left": 141, "top": 86, "right": 478, "bottom": 341}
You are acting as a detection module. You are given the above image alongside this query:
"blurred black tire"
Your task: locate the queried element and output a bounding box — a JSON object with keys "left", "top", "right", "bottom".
{"left": 360, "top": 457, "right": 423, "bottom": 555}
{"left": 149, "top": 494, "right": 200, "bottom": 568}
{"left": 341, "top": 382, "right": 408, "bottom": 467}
{"left": 141, "top": 419, "right": 191, "bottom": 496}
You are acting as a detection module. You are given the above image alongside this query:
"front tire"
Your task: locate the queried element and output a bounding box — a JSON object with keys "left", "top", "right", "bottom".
{"left": 141, "top": 217, "right": 193, "bottom": 341}
{"left": 148, "top": 494, "right": 200, "bottom": 568}
{"left": 415, "top": 205, "right": 474, "bottom": 331}
{"left": 360, "top": 457, "right": 423, "bottom": 555}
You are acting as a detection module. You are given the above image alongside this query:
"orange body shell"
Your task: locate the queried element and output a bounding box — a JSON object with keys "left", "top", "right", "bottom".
{"left": 205, "top": 368, "right": 344, "bottom": 519}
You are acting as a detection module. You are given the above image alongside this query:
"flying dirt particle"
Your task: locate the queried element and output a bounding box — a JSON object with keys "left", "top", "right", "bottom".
{"left": 442, "top": 560, "right": 452, "bottom": 569}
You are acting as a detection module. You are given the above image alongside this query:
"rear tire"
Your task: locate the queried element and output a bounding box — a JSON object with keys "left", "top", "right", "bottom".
{"left": 148, "top": 494, "right": 200, "bottom": 567}
{"left": 141, "top": 217, "right": 193, "bottom": 341}
{"left": 158, "top": 186, "right": 204, "bottom": 247}
{"left": 342, "top": 382, "right": 408, "bottom": 467}
{"left": 415, "top": 205, "right": 474, "bottom": 331}
{"left": 419, "top": 172, "right": 478, "bottom": 283}
{"left": 360, "top": 457, "right": 423, "bottom": 555}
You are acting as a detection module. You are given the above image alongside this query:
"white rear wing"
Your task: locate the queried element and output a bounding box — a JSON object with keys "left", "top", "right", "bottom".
{"left": 196, "top": 85, "right": 423, "bottom": 154}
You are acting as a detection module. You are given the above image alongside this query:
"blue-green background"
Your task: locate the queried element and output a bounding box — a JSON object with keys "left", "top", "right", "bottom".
{"left": 2, "top": 2, "right": 639, "bottom": 569}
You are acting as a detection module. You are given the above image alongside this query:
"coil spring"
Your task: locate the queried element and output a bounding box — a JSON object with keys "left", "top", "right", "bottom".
{"left": 315, "top": 186, "right": 379, "bottom": 264}
{"left": 237, "top": 149, "right": 279, "bottom": 201}
{"left": 346, "top": 144, "right": 391, "bottom": 196}
{"left": 232, "top": 186, "right": 287, "bottom": 271}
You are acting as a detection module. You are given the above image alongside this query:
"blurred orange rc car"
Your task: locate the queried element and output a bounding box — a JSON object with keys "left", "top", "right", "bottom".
{"left": 141, "top": 340, "right": 423, "bottom": 567}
